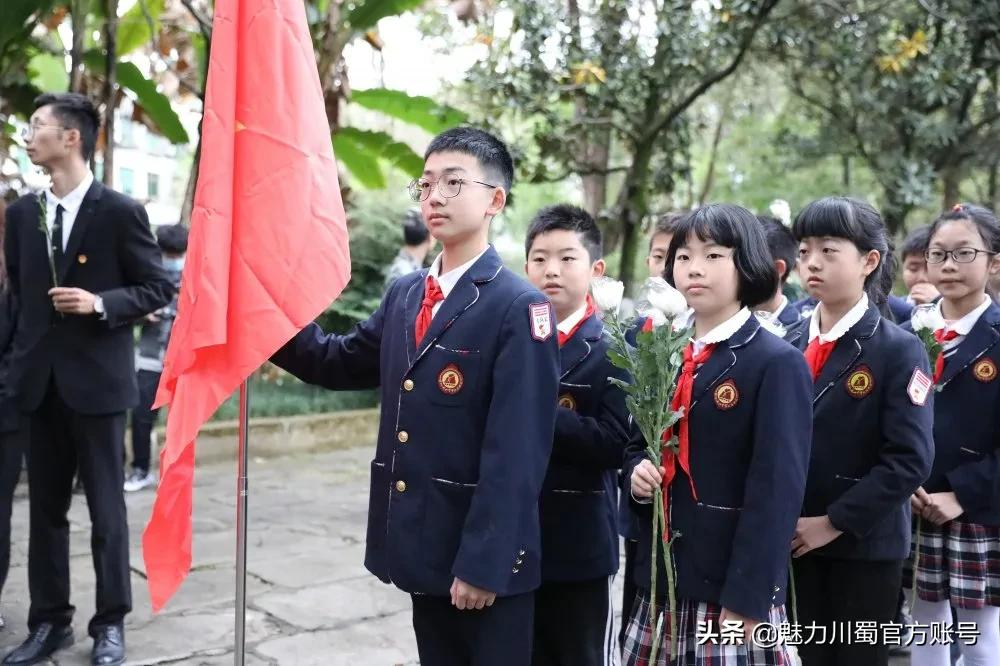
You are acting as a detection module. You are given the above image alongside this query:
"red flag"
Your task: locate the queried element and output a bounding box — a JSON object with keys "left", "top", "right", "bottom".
{"left": 142, "top": 0, "right": 350, "bottom": 612}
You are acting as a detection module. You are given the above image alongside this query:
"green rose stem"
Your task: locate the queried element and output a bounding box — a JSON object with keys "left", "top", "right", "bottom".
{"left": 602, "top": 307, "right": 687, "bottom": 666}
{"left": 36, "top": 194, "right": 59, "bottom": 288}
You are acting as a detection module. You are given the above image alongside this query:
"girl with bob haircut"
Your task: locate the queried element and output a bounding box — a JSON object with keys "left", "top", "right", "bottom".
{"left": 624, "top": 204, "right": 813, "bottom": 665}
{"left": 786, "top": 196, "right": 934, "bottom": 666}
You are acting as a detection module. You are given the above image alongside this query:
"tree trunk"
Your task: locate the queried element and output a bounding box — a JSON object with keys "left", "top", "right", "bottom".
{"left": 102, "top": 0, "right": 119, "bottom": 187}
{"left": 941, "top": 166, "right": 962, "bottom": 210}
{"left": 180, "top": 132, "right": 201, "bottom": 225}
{"left": 881, "top": 192, "right": 912, "bottom": 237}
{"left": 988, "top": 159, "right": 999, "bottom": 212}
{"left": 841, "top": 154, "right": 851, "bottom": 190}
{"left": 69, "top": 0, "right": 86, "bottom": 92}
{"left": 697, "top": 102, "right": 729, "bottom": 205}
{"left": 614, "top": 141, "right": 655, "bottom": 295}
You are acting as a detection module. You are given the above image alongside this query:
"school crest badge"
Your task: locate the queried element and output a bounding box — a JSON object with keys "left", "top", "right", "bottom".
{"left": 713, "top": 379, "right": 739, "bottom": 410}
{"left": 846, "top": 366, "right": 875, "bottom": 399}
{"left": 558, "top": 393, "right": 577, "bottom": 411}
{"left": 907, "top": 368, "right": 933, "bottom": 406}
{"left": 529, "top": 302, "right": 553, "bottom": 342}
{"left": 437, "top": 364, "right": 464, "bottom": 395}
{"left": 973, "top": 358, "right": 997, "bottom": 383}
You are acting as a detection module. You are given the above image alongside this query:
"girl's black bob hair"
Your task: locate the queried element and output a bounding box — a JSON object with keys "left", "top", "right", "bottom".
{"left": 664, "top": 203, "right": 778, "bottom": 308}
{"left": 791, "top": 196, "right": 894, "bottom": 312}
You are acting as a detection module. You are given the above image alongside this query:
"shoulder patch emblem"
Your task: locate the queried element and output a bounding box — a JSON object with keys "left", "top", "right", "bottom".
{"left": 973, "top": 358, "right": 997, "bottom": 383}
{"left": 529, "top": 302, "right": 553, "bottom": 342}
{"left": 437, "top": 364, "right": 464, "bottom": 395}
{"left": 907, "top": 368, "right": 933, "bottom": 406}
{"left": 713, "top": 379, "right": 739, "bottom": 410}
{"left": 846, "top": 366, "right": 875, "bottom": 399}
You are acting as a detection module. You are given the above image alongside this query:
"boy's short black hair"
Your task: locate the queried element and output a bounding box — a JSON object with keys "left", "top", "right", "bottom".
{"left": 34, "top": 92, "right": 101, "bottom": 161}
{"left": 424, "top": 127, "right": 514, "bottom": 194}
{"left": 757, "top": 215, "right": 798, "bottom": 284}
{"left": 665, "top": 204, "right": 778, "bottom": 308}
{"left": 402, "top": 209, "right": 429, "bottom": 246}
{"left": 525, "top": 204, "right": 603, "bottom": 261}
{"left": 156, "top": 223, "right": 189, "bottom": 254}
{"left": 900, "top": 225, "right": 932, "bottom": 259}
{"left": 649, "top": 212, "right": 685, "bottom": 251}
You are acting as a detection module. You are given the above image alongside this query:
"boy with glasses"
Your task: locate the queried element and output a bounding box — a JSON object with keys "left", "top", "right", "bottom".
{"left": 272, "top": 127, "right": 560, "bottom": 664}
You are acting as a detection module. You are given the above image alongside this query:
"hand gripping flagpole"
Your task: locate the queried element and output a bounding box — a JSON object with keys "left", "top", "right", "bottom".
{"left": 235, "top": 378, "right": 250, "bottom": 665}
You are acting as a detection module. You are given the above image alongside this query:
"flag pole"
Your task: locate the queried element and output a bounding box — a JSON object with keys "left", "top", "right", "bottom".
{"left": 234, "top": 378, "right": 250, "bottom": 665}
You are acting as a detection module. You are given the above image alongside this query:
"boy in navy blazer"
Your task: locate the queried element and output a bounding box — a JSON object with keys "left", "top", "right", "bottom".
{"left": 756, "top": 215, "right": 803, "bottom": 329}
{"left": 272, "top": 128, "right": 560, "bottom": 665}
{"left": 524, "top": 205, "right": 631, "bottom": 666}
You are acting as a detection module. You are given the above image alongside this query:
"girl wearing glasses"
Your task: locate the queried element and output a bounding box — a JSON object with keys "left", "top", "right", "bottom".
{"left": 906, "top": 203, "right": 1000, "bottom": 666}
{"left": 784, "top": 197, "right": 934, "bottom": 666}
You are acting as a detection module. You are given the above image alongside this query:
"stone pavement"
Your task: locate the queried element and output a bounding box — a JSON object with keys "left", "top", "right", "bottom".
{"left": 0, "top": 446, "right": 428, "bottom": 665}
{"left": 0, "top": 445, "right": 910, "bottom": 665}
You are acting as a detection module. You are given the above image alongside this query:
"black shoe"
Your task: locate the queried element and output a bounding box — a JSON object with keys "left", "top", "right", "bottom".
{"left": 2, "top": 623, "right": 73, "bottom": 665}
{"left": 91, "top": 625, "right": 124, "bottom": 666}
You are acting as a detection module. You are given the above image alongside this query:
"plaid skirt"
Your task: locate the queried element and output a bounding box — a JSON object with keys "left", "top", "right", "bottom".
{"left": 902, "top": 518, "right": 1000, "bottom": 609}
{"left": 622, "top": 592, "right": 797, "bottom": 666}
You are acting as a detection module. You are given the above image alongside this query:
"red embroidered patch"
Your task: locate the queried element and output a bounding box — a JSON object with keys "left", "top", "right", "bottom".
{"left": 713, "top": 380, "right": 739, "bottom": 410}
{"left": 437, "top": 364, "right": 464, "bottom": 395}
{"left": 846, "top": 366, "right": 875, "bottom": 399}
{"left": 974, "top": 358, "right": 997, "bottom": 383}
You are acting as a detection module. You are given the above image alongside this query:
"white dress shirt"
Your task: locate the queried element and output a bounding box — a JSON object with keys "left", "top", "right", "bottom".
{"left": 45, "top": 170, "right": 94, "bottom": 252}
{"left": 426, "top": 247, "right": 491, "bottom": 318}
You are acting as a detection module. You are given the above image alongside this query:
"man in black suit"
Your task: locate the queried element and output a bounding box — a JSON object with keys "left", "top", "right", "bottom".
{"left": 2, "top": 93, "right": 173, "bottom": 666}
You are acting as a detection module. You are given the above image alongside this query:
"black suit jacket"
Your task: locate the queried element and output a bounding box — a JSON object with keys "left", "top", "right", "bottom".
{"left": 4, "top": 181, "right": 173, "bottom": 415}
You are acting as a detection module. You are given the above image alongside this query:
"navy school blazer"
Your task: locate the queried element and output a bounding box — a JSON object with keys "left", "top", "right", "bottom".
{"left": 541, "top": 313, "right": 631, "bottom": 582}
{"left": 786, "top": 306, "right": 934, "bottom": 560}
{"left": 271, "top": 246, "right": 560, "bottom": 597}
{"left": 625, "top": 316, "right": 813, "bottom": 621}
{"left": 904, "top": 302, "right": 1000, "bottom": 526}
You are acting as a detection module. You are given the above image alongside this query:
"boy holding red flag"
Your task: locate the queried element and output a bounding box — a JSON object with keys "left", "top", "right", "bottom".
{"left": 272, "top": 128, "right": 559, "bottom": 664}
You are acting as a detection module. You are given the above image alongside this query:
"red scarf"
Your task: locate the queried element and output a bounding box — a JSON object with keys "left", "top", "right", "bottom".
{"left": 558, "top": 295, "right": 597, "bottom": 347}
{"left": 661, "top": 342, "right": 715, "bottom": 540}
{"left": 414, "top": 275, "right": 444, "bottom": 346}
{"left": 804, "top": 337, "right": 836, "bottom": 381}
{"left": 933, "top": 328, "right": 959, "bottom": 383}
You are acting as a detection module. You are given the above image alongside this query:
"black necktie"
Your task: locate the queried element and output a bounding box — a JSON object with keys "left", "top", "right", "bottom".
{"left": 52, "top": 203, "right": 65, "bottom": 271}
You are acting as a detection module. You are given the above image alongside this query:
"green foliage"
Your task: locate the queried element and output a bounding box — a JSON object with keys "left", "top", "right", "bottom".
{"left": 344, "top": 0, "right": 427, "bottom": 31}
{"left": 351, "top": 88, "right": 468, "bottom": 135}
{"left": 117, "top": 0, "right": 165, "bottom": 56}
{"left": 27, "top": 52, "right": 68, "bottom": 92}
{"left": 767, "top": 0, "right": 1000, "bottom": 230}
{"left": 316, "top": 184, "right": 415, "bottom": 334}
{"left": 211, "top": 370, "right": 377, "bottom": 421}
{"left": 332, "top": 127, "right": 423, "bottom": 189}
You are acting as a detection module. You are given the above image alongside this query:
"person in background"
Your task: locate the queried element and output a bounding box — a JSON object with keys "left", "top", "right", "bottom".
{"left": 384, "top": 208, "right": 433, "bottom": 289}
{"left": 756, "top": 214, "right": 804, "bottom": 329}
{"left": 2, "top": 92, "right": 172, "bottom": 666}
{"left": 0, "top": 195, "right": 25, "bottom": 631}
{"left": 124, "top": 223, "right": 188, "bottom": 493}
{"left": 900, "top": 225, "right": 940, "bottom": 307}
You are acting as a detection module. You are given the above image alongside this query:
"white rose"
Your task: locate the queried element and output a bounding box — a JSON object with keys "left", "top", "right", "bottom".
{"left": 636, "top": 307, "right": 667, "bottom": 329}
{"left": 591, "top": 276, "right": 625, "bottom": 314}
{"left": 769, "top": 199, "right": 792, "bottom": 227}
{"left": 22, "top": 168, "right": 51, "bottom": 192}
{"left": 910, "top": 303, "right": 942, "bottom": 332}
{"left": 645, "top": 277, "right": 688, "bottom": 318}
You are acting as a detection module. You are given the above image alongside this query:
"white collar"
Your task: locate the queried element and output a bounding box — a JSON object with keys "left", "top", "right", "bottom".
{"left": 557, "top": 301, "right": 589, "bottom": 334}
{"left": 809, "top": 294, "right": 869, "bottom": 343}
{"left": 691, "top": 307, "right": 751, "bottom": 354}
{"left": 770, "top": 294, "right": 789, "bottom": 320}
{"left": 428, "top": 246, "right": 490, "bottom": 299}
{"left": 936, "top": 294, "right": 993, "bottom": 336}
{"left": 46, "top": 170, "right": 94, "bottom": 216}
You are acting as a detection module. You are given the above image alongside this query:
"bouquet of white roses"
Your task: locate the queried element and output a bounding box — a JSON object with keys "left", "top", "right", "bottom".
{"left": 593, "top": 275, "right": 691, "bottom": 664}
